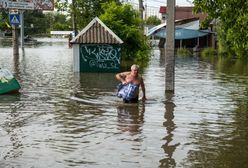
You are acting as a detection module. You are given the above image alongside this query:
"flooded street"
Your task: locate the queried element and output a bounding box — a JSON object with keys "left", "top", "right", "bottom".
{"left": 0, "top": 38, "right": 248, "bottom": 168}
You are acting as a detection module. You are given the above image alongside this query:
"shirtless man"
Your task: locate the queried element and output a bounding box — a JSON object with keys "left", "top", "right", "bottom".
{"left": 115, "top": 64, "right": 146, "bottom": 103}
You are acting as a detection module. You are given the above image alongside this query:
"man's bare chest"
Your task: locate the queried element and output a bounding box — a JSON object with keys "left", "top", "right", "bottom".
{"left": 126, "top": 75, "right": 140, "bottom": 84}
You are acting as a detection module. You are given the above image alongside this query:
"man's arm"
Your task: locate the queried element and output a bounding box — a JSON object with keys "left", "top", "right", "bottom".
{"left": 140, "top": 77, "right": 146, "bottom": 101}
{"left": 115, "top": 72, "right": 129, "bottom": 84}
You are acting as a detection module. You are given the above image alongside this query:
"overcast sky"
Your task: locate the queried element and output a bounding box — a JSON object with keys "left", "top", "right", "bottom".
{"left": 131, "top": 0, "right": 194, "bottom": 8}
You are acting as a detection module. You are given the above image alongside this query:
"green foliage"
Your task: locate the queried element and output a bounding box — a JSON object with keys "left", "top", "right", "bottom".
{"left": 145, "top": 15, "right": 161, "bottom": 25}
{"left": 193, "top": 0, "right": 248, "bottom": 58}
{"left": 99, "top": 2, "right": 151, "bottom": 63}
{"left": 21, "top": 10, "right": 71, "bottom": 35}
{"left": 176, "top": 48, "right": 192, "bottom": 57}
{"left": 55, "top": 0, "right": 119, "bottom": 30}
{"left": 215, "top": 57, "right": 248, "bottom": 76}
{"left": 23, "top": 11, "right": 47, "bottom": 35}
{"left": 0, "top": 10, "right": 10, "bottom": 31}
{"left": 44, "top": 12, "right": 71, "bottom": 32}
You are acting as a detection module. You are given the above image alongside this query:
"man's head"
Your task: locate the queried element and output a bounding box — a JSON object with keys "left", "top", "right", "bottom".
{"left": 131, "top": 64, "right": 139, "bottom": 76}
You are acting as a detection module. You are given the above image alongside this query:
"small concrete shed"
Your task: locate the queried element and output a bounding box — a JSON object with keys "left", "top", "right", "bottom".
{"left": 70, "top": 17, "right": 123, "bottom": 72}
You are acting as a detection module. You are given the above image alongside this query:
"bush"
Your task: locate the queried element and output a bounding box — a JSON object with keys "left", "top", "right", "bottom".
{"left": 100, "top": 2, "right": 151, "bottom": 64}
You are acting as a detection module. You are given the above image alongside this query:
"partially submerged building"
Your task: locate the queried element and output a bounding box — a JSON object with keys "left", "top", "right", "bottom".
{"left": 147, "top": 17, "right": 214, "bottom": 49}
{"left": 159, "top": 6, "right": 207, "bottom": 23}
{"left": 70, "top": 17, "right": 123, "bottom": 72}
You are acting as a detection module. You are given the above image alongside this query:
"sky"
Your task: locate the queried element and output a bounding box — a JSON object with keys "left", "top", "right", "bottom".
{"left": 128, "top": 0, "right": 193, "bottom": 17}
{"left": 131, "top": 0, "right": 194, "bottom": 8}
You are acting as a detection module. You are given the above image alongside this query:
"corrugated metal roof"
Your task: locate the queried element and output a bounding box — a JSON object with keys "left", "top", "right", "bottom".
{"left": 146, "top": 17, "right": 200, "bottom": 37}
{"left": 70, "top": 17, "right": 123, "bottom": 44}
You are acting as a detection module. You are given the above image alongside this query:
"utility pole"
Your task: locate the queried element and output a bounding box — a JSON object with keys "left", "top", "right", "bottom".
{"left": 144, "top": 0, "right": 147, "bottom": 20}
{"left": 165, "top": 0, "right": 175, "bottom": 93}
{"left": 72, "top": 0, "right": 77, "bottom": 36}
{"left": 139, "top": 0, "right": 144, "bottom": 21}
{"left": 20, "top": 10, "right": 24, "bottom": 52}
{"left": 12, "top": 24, "right": 19, "bottom": 56}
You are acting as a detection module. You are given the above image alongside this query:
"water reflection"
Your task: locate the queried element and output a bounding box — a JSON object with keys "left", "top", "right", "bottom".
{"left": 1, "top": 97, "right": 24, "bottom": 160}
{"left": 160, "top": 92, "right": 179, "bottom": 168}
{"left": 72, "top": 72, "right": 118, "bottom": 105}
{"left": 13, "top": 54, "right": 20, "bottom": 79}
{"left": 0, "top": 93, "right": 21, "bottom": 103}
{"left": 1, "top": 39, "right": 248, "bottom": 167}
{"left": 117, "top": 103, "right": 145, "bottom": 136}
{"left": 204, "top": 57, "right": 248, "bottom": 76}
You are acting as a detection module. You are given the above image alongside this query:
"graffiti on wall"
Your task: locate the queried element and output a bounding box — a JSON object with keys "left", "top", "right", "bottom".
{"left": 80, "top": 44, "right": 121, "bottom": 71}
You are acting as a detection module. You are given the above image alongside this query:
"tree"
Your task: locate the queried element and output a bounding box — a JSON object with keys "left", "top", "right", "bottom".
{"left": 0, "top": 9, "right": 71, "bottom": 36}
{"left": 193, "top": 0, "right": 248, "bottom": 58}
{"left": 22, "top": 11, "right": 71, "bottom": 35}
{"left": 44, "top": 12, "right": 71, "bottom": 31}
{"left": 100, "top": 2, "right": 151, "bottom": 63}
{"left": 0, "top": 10, "right": 10, "bottom": 31}
{"left": 24, "top": 10, "right": 47, "bottom": 35}
{"left": 145, "top": 15, "right": 161, "bottom": 25}
{"left": 55, "top": 0, "right": 120, "bottom": 30}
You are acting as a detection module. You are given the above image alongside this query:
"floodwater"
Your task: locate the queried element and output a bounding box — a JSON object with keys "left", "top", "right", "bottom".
{"left": 0, "top": 38, "right": 248, "bottom": 168}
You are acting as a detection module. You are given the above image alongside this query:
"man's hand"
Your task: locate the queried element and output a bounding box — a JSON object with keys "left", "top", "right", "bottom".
{"left": 122, "top": 81, "right": 129, "bottom": 85}
{"left": 142, "top": 96, "right": 147, "bottom": 102}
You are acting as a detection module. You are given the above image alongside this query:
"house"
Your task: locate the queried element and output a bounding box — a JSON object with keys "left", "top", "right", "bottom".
{"left": 154, "top": 7, "right": 215, "bottom": 49}
{"left": 70, "top": 17, "right": 123, "bottom": 72}
{"left": 147, "top": 17, "right": 214, "bottom": 49}
{"left": 159, "top": 6, "right": 207, "bottom": 23}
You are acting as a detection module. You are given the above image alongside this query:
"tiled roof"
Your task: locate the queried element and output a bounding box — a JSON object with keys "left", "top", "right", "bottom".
{"left": 70, "top": 17, "right": 123, "bottom": 44}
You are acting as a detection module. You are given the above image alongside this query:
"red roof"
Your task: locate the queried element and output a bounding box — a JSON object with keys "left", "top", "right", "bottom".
{"left": 159, "top": 6, "right": 166, "bottom": 13}
{"left": 159, "top": 6, "right": 208, "bottom": 23}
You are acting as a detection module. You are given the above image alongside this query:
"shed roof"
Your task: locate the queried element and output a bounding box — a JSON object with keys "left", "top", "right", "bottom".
{"left": 70, "top": 17, "right": 123, "bottom": 44}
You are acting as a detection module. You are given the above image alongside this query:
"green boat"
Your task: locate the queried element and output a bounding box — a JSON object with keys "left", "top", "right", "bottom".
{"left": 0, "top": 68, "right": 21, "bottom": 94}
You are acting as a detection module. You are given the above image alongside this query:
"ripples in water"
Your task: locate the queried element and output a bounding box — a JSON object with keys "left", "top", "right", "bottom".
{"left": 0, "top": 41, "right": 248, "bottom": 167}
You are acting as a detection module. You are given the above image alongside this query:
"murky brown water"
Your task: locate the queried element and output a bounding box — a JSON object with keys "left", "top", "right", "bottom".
{"left": 0, "top": 38, "right": 248, "bottom": 168}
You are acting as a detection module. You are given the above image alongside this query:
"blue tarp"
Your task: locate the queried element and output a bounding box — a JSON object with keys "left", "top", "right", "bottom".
{"left": 154, "top": 28, "right": 210, "bottom": 40}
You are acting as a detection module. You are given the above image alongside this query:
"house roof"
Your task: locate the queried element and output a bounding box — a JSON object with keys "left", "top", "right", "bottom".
{"left": 146, "top": 17, "right": 211, "bottom": 40}
{"left": 70, "top": 17, "right": 123, "bottom": 44}
{"left": 159, "top": 6, "right": 208, "bottom": 23}
{"left": 154, "top": 28, "right": 211, "bottom": 40}
{"left": 146, "top": 17, "right": 200, "bottom": 37}
{"left": 159, "top": 6, "right": 194, "bottom": 14}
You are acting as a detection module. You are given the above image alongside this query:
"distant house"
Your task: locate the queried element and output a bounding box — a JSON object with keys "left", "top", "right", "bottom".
{"left": 159, "top": 6, "right": 207, "bottom": 23}
{"left": 70, "top": 17, "right": 123, "bottom": 72}
{"left": 147, "top": 17, "right": 214, "bottom": 49}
